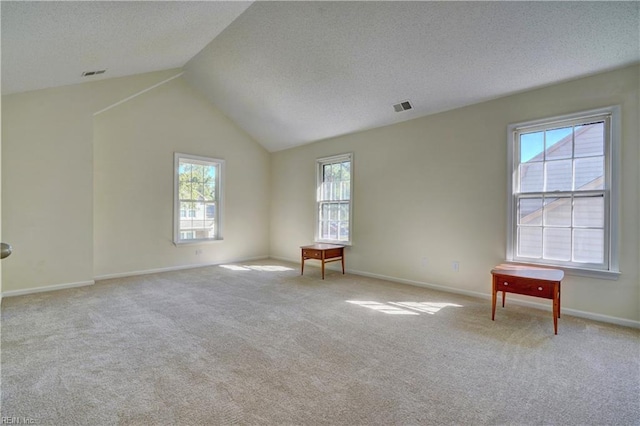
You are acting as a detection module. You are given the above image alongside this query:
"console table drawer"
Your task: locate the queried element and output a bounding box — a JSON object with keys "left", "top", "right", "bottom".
{"left": 491, "top": 264, "right": 563, "bottom": 334}
{"left": 495, "top": 276, "right": 554, "bottom": 299}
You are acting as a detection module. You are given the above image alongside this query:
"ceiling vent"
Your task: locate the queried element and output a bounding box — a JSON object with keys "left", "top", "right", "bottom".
{"left": 82, "top": 69, "right": 107, "bottom": 77}
{"left": 393, "top": 100, "right": 413, "bottom": 112}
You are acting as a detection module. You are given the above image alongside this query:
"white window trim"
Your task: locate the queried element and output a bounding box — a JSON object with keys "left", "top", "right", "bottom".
{"left": 315, "top": 152, "right": 354, "bottom": 246}
{"left": 506, "top": 106, "right": 620, "bottom": 279}
{"left": 173, "top": 152, "right": 225, "bottom": 245}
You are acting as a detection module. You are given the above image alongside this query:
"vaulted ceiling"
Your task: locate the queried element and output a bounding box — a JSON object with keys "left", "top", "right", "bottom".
{"left": 2, "top": 1, "right": 639, "bottom": 152}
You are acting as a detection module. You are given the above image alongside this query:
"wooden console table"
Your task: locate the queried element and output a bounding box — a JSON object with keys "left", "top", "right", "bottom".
{"left": 491, "top": 264, "right": 564, "bottom": 334}
{"left": 300, "top": 243, "right": 345, "bottom": 279}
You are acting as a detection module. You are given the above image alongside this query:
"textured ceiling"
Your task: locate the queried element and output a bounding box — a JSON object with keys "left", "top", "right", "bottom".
{"left": 1, "top": 1, "right": 252, "bottom": 95}
{"left": 185, "top": 1, "right": 640, "bottom": 152}
{"left": 2, "top": 2, "right": 639, "bottom": 153}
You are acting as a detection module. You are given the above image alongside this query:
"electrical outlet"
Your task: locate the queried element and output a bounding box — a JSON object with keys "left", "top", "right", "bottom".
{"left": 421, "top": 257, "right": 428, "bottom": 267}
{"left": 195, "top": 249, "right": 203, "bottom": 256}
{"left": 452, "top": 261, "right": 460, "bottom": 272}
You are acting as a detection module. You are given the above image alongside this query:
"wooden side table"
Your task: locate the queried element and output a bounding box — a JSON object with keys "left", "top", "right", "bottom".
{"left": 300, "top": 244, "right": 345, "bottom": 279}
{"left": 491, "top": 264, "right": 564, "bottom": 334}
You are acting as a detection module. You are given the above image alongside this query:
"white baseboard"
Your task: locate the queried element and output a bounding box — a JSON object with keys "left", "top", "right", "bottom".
{"left": 270, "top": 255, "right": 640, "bottom": 329}
{"left": 94, "top": 255, "right": 270, "bottom": 281}
{"left": 1, "top": 280, "right": 95, "bottom": 298}
{"left": 0, "top": 256, "right": 270, "bottom": 298}
{"left": 4, "top": 255, "right": 637, "bottom": 329}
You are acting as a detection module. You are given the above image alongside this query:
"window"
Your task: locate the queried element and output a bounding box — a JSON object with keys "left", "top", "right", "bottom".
{"left": 316, "top": 153, "right": 353, "bottom": 244}
{"left": 174, "top": 153, "right": 224, "bottom": 244}
{"left": 507, "top": 107, "right": 620, "bottom": 277}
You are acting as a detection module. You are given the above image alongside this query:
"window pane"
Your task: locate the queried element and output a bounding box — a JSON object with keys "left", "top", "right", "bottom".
{"left": 179, "top": 182, "right": 194, "bottom": 201}
{"left": 205, "top": 225, "right": 215, "bottom": 238}
{"left": 320, "top": 220, "right": 329, "bottom": 240}
{"left": 339, "top": 222, "right": 349, "bottom": 241}
{"left": 341, "top": 181, "right": 350, "bottom": 200}
{"left": 332, "top": 163, "right": 342, "bottom": 181}
{"left": 519, "top": 198, "right": 542, "bottom": 225}
{"left": 543, "top": 228, "right": 571, "bottom": 261}
{"left": 341, "top": 162, "right": 350, "bottom": 181}
{"left": 179, "top": 162, "right": 193, "bottom": 182}
{"left": 332, "top": 182, "right": 342, "bottom": 200}
{"left": 196, "top": 183, "right": 206, "bottom": 201}
{"left": 180, "top": 202, "right": 194, "bottom": 216}
{"left": 575, "top": 122, "right": 604, "bottom": 158}
{"left": 574, "top": 197, "right": 604, "bottom": 227}
{"left": 204, "top": 165, "right": 216, "bottom": 183}
{"left": 519, "top": 162, "right": 543, "bottom": 192}
{"left": 339, "top": 204, "right": 349, "bottom": 221}
{"left": 520, "top": 132, "right": 544, "bottom": 163}
{"left": 180, "top": 219, "right": 193, "bottom": 234}
{"left": 543, "top": 197, "right": 571, "bottom": 227}
{"left": 545, "top": 127, "right": 573, "bottom": 160}
{"left": 190, "top": 219, "right": 206, "bottom": 232}
{"left": 545, "top": 159, "right": 572, "bottom": 191}
{"left": 321, "top": 203, "right": 330, "bottom": 220}
{"left": 575, "top": 157, "right": 604, "bottom": 190}
{"left": 329, "top": 204, "right": 338, "bottom": 221}
{"left": 180, "top": 231, "right": 195, "bottom": 240}
{"left": 329, "top": 221, "right": 338, "bottom": 240}
{"left": 205, "top": 203, "right": 216, "bottom": 219}
{"left": 191, "top": 164, "right": 204, "bottom": 183}
{"left": 203, "top": 183, "right": 216, "bottom": 201}
{"left": 518, "top": 227, "right": 542, "bottom": 258}
{"left": 573, "top": 229, "right": 604, "bottom": 263}
{"left": 323, "top": 164, "right": 333, "bottom": 182}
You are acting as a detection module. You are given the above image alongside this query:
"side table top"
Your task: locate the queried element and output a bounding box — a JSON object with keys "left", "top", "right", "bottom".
{"left": 491, "top": 263, "right": 564, "bottom": 282}
{"left": 301, "top": 243, "right": 345, "bottom": 250}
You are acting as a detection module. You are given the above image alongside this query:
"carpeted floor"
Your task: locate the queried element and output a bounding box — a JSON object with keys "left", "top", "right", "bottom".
{"left": 1, "top": 259, "right": 639, "bottom": 425}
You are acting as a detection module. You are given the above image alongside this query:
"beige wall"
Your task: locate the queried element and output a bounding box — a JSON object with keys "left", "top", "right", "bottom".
{"left": 2, "top": 63, "right": 638, "bottom": 325}
{"left": 93, "top": 77, "right": 270, "bottom": 277}
{"left": 2, "top": 70, "right": 270, "bottom": 292}
{"left": 270, "top": 64, "right": 640, "bottom": 324}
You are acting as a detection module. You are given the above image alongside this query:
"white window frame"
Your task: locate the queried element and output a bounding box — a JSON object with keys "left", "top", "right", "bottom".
{"left": 173, "top": 153, "right": 224, "bottom": 245}
{"left": 506, "top": 106, "right": 620, "bottom": 279}
{"left": 316, "top": 153, "right": 354, "bottom": 245}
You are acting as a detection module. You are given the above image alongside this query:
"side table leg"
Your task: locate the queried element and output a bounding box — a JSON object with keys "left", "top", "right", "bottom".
{"left": 491, "top": 277, "right": 497, "bottom": 321}
{"left": 301, "top": 252, "right": 304, "bottom": 276}
{"left": 341, "top": 254, "right": 345, "bottom": 274}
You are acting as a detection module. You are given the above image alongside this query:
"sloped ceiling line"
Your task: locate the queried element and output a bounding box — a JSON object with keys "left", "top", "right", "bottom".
{"left": 3, "top": 1, "right": 639, "bottom": 153}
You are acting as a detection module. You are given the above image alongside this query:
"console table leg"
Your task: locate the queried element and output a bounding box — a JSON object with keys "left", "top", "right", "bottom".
{"left": 553, "top": 295, "right": 559, "bottom": 335}
{"left": 558, "top": 283, "right": 561, "bottom": 318}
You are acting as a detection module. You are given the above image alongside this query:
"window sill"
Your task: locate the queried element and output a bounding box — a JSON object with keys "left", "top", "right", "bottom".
{"left": 173, "top": 238, "right": 224, "bottom": 246}
{"left": 315, "top": 239, "right": 351, "bottom": 247}
{"left": 504, "top": 261, "right": 620, "bottom": 281}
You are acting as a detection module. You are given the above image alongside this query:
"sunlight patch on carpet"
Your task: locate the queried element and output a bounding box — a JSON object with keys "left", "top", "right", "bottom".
{"left": 347, "top": 300, "right": 462, "bottom": 315}
{"left": 220, "top": 264, "right": 294, "bottom": 272}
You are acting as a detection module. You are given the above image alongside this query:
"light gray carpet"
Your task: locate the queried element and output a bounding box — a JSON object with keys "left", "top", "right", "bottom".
{"left": 1, "top": 259, "right": 639, "bottom": 425}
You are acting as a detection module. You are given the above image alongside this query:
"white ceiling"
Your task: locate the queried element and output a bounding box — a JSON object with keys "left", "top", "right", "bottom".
{"left": 1, "top": 1, "right": 252, "bottom": 94}
{"left": 2, "top": 2, "right": 639, "bottom": 152}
